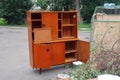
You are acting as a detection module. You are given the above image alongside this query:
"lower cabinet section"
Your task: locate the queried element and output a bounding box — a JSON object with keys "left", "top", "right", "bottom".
{"left": 65, "top": 41, "right": 77, "bottom": 63}
{"left": 32, "top": 40, "right": 90, "bottom": 69}
{"left": 33, "top": 42, "right": 65, "bottom": 68}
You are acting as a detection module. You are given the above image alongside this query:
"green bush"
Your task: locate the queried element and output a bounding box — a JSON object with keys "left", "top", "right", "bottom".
{"left": 0, "top": 18, "right": 7, "bottom": 25}
{"left": 70, "top": 62, "right": 100, "bottom": 80}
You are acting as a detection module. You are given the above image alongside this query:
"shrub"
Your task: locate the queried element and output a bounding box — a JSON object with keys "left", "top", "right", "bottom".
{"left": 0, "top": 18, "right": 7, "bottom": 25}
{"left": 0, "top": 0, "right": 33, "bottom": 24}
{"left": 71, "top": 62, "right": 100, "bottom": 80}
{"left": 93, "top": 50, "right": 120, "bottom": 76}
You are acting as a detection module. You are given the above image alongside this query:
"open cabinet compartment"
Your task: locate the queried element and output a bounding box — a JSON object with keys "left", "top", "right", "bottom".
{"left": 65, "top": 41, "right": 77, "bottom": 63}
{"left": 62, "top": 26, "right": 75, "bottom": 38}
{"left": 31, "top": 13, "right": 41, "bottom": 19}
{"left": 32, "top": 21, "right": 42, "bottom": 29}
{"left": 61, "top": 12, "right": 77, "bottom": 38}
{"left": 31, "top": 13, "right": 42, "bottom": 30}
{"left": 62, "top": 13, "right": 77, "bottom": 24}
{"left": 58, "top": 12, "right": 62, "bottom": 38}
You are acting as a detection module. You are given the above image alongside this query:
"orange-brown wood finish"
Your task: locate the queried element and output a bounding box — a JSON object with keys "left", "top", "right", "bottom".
{"left": 33, "top": 44, "right": 51, "bottom": 68}
{"left": 78, "top": 40, "right": 90, "bottom": 63}
{"left": 51, "top": 42, "right": 65, "bottom": 65}
{"left": 34, "top": 28, "right": 52, "bottom": 43}
{"left": 42, "top": 13, "right": 58, "bottom": 40}
{"left": 27, "top": 12, "right": 34, "bottom": 67}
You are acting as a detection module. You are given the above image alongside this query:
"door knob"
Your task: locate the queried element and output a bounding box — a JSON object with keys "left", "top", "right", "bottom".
{"left": 46, "top": 49, "right": 49, "bottom": 52}
{"left": 42, "top": 24, "right": 45, "bottom": 27}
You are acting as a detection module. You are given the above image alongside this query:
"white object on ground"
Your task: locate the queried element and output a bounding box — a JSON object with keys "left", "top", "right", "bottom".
{"left": 73, "top": 61, "right": 83, "bottom": 65}
{"left": 98, "top": 74, "right": 120, "bottom": 80}
{"left": 57, "top": 74, "right": 70, "bottom": 79}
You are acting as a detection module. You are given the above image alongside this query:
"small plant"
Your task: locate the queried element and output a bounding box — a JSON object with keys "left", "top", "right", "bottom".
{"left": 0, "top": 18, "right": 7, "bottom": 25}
{"left": 70, "top": 62, "right": 100, "bottom": 80}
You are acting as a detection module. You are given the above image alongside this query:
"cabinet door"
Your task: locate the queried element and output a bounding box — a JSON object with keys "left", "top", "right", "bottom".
{"left": 51, "top": 42, "right": 65, "bottom": 65}
{"left": 78, "top": 40, "right": 90, "bottom": 63}
{"left": 42, "top": 13, "right": 58, "bottom": 40}
{"left": 42, "top": 13, "right": 51, "bottom": 28}
{"left": 33, "top": 44, "right": 51, "bottom": 68}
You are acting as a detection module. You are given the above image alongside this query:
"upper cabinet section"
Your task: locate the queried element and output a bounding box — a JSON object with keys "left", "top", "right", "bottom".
{"left": 27, "top": 11, "right": 78, "bottom": 43}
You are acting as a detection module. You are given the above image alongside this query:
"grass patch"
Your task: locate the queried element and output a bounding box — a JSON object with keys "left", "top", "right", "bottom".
{"left": 78, "top": 23, "right": 90, "bottom": 28}
{"left": 78, "top": 23, "right": 91, "bottom": 32}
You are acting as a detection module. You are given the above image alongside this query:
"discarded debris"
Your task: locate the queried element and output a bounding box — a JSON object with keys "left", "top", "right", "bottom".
{"left": 57, "top": 74, "right": 71, "bottom": 80}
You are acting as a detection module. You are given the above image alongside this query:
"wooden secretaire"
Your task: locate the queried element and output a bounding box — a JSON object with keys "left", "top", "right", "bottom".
{"left": 27, "top": 11, "right": 90, "bottom": 71}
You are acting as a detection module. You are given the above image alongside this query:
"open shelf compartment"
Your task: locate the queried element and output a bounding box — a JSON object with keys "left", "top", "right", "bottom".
{"left": 31, "top": 13, "right": 41, "bottom": 20}
{"left": 62, "top": 26, "right": 75, "bottom": 38}
{"left": 32, "top": 21, "right": 42, "bottom": 29}
{"left": 65, "top": 53, "right": 77, "bottom": 63}
{"left": 65, "top": 41, "right": 77, "bottom": 63}
{"left": 62, "top": 13, "right": 77, "bottom": 24}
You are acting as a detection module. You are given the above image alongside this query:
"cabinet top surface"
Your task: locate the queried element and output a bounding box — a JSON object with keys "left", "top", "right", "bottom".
{"left": 27, "top": 10, "right": 78, "bottom": 13}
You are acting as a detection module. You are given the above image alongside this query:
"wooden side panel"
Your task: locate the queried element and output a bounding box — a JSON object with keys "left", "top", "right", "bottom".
{"left": 27, "top": 11, "right": 34, "bottom": 68}
{"left": 51, "top": 42, "right": 65, "bottom": 65}
{"left": 78, "top": 40, "right": 90, "bottom": 63}
{"left": 33, "top": 44, "right": 51, "bottom": 68}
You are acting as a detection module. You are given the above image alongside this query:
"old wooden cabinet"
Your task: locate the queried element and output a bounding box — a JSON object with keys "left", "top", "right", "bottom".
{"left": 27, "top": 11, "right": 90, "bottom": 70}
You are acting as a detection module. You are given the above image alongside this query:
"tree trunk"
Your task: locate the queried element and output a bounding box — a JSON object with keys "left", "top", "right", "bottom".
{"left": 76, "top": 0, "right": 82, "bottom": 23}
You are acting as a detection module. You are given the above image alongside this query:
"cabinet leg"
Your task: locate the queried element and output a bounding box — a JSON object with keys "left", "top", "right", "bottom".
{"left": 71, "top": 62, "right": 73, "bottom": 68}
{"left": 39, "top": 68, "right": 42, "bottom": 74}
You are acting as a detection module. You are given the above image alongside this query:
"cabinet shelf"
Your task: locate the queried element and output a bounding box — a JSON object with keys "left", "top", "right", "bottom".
{"left": 32, "top": 19, "right": 41, "bottom": 21}
{"left": 62, "top": 36, "right": 75, "bottom": 39}
{"left": 65, "top": 50, "right": 77, "bottom": 54}
{"left": 58, "top": 19, "right": 62, "bottom": 20}
{"left": 65, "top": 58, "right": 77, "bottom": 63}
{"left": 62, "top": 24, "right": 76, "bottom": 27}
{"left": 58, "top": 29, "right": 62, "bottom": 31}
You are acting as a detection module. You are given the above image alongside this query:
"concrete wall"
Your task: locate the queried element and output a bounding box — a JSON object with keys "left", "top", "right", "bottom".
{"left": 93, "top": 13, "right": 120, "bottom": 52}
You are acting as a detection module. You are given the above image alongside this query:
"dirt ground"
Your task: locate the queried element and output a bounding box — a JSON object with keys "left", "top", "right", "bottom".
{"left": 0, "top": 26, "right": 90, "bottom": 80}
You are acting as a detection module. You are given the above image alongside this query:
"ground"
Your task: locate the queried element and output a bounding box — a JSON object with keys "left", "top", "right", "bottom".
{"left": 0, "top": 26, "right": 90, "bottom": 80}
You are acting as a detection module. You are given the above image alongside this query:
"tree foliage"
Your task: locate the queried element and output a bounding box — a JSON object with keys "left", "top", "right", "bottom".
{"left": 1, "top": 0, "right": 120, "bottom": 24}
{"left": 36, "top": 0, "right": 51, "bottom": 10}
{"left": 0, "top": 0, "right": 33, "bottom": 24}
{"left": 52, "top": 0, "right": 75, "bottom": 11}
{"left": 37, "top": 0, "right": 120, "bottom": 23}
{"left": 37, "top": 0, "right": 75, "bottom": 11}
